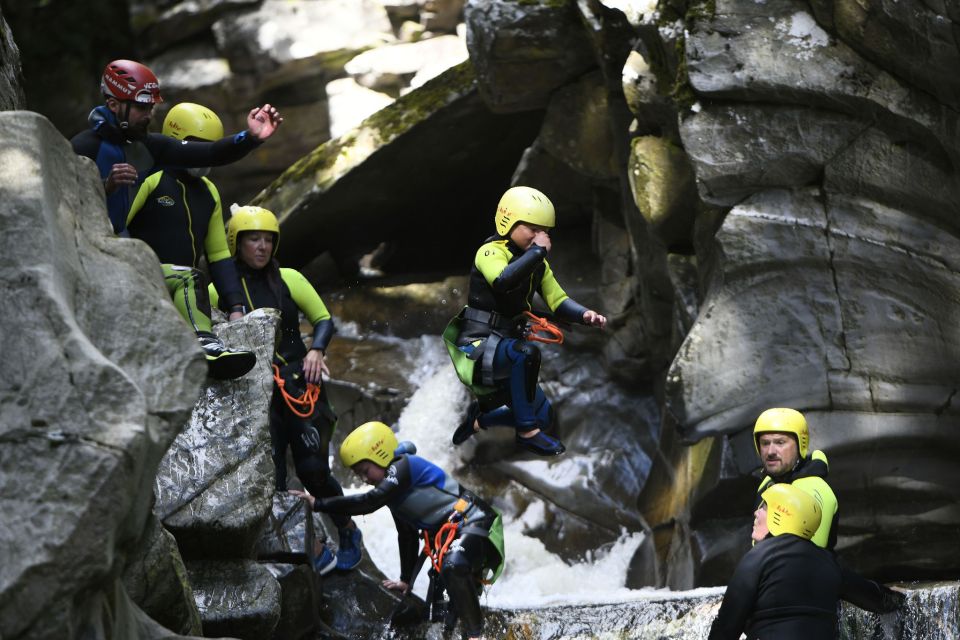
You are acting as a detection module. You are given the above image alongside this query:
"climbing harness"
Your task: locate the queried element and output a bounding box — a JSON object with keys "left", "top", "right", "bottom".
{"left": 522, "top": 310, "right": 564, "bottom": 344}
{"left": 272, "top": 364, "right": 320, "bottom": 418}
{"left": 422, "top": 498, "right": 469, "bottom": 573}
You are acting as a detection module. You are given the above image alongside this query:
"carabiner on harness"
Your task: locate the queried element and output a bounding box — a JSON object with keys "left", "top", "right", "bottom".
{"left": 421, "top": 498, "right": 470, "bottom": 572}
{"left": 523, "top": 310, "right": 564, "bottom": 344}
{"left": 272, "top": 364, "right": 321, "bottom": 418}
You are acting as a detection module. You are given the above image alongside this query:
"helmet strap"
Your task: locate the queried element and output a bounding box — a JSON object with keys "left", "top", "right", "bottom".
{"left": 118, "top": 101, "right": 131, "bottom": 131}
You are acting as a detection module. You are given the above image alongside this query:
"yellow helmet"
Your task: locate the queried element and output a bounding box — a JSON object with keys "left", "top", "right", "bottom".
{"left": 227, "top": 206, "right": 280, "bottom": 256}
{"left": 754, "top": 408, "right": 809, "bottom": 458}
{"left": 761, "top": 483, "right": 821, "bottom": 539}
{"left": 162, "top": 102, "right": 224, "bottom": 141}
{"left": 339, "top": 421, "right": 399, "bottom": 469}
{"left": 494, "top": 186, "right": 556, "bottom": 236}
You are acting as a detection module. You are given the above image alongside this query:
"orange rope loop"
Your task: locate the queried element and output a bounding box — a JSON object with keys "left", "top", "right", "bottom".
{"left": 422, "top": 522, "right": 461, "bottom": 573}
{"left": 523, "top": 311, "right": 564, "bottom": 344}
{"left": 272, "top": 364, "right": 321, "bottom": 418}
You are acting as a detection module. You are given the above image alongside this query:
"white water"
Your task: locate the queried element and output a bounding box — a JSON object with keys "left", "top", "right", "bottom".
{"left": 340, "top": 335, "right": 701, "bottom": 609}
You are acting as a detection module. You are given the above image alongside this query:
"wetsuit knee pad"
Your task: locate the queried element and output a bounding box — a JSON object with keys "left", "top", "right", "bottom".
{"left": 511, "top": 342, "right": 541, "bottom": 403}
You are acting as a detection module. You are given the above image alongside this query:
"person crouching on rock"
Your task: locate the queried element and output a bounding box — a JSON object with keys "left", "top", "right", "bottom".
{"left": 443, "top": 186, "right": 606, "bottom": 456}
{"left": 210, "top": 205, "right": 362, "bottom": 574}
{"left": 290, "top": 421, "right": 505, "bottom": 640}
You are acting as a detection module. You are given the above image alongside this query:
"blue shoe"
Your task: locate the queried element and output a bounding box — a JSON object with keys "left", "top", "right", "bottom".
{"left": 336, "top": 526, "right": 363, "bottom": 570}
{"left": 313, "top": 545, "right": 337, "bottom": 575}
{"left": 516, "top": 430, "right": 566, "bottom": 456}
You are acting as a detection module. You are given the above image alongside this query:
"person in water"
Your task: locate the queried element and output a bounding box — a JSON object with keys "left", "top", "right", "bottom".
{"left": 445, "top": 185, "right": 606, "bottom": 456}
{"left": 127, "top": 103, "right": 254, "bottom": 380}
{"left": 71, "top": 59, "right": 282, "bottom": 235}
{"left": 753, "top": 408, "right": 837, "bottom": 548}
{"left": 210, "top": 206, "right": 362, "bottom": 573}
{"left": 709, "top": 483, "right": 904, "bottom": 639}
{"left": 290, "top": 421, "right": 505, "bottom": 640}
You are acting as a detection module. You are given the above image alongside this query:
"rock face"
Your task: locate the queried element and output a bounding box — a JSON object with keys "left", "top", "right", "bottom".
{"left": 0, "top": 111, "right": 205, "bottom": 638}
{"left": 0, "top": 7, "right": 25, "bottom": 110}
{"left": 651, "top": 0, "right": 960, "bottom": 586}
{"left": 253, "top": 61, "right": 543, "bottom": 273}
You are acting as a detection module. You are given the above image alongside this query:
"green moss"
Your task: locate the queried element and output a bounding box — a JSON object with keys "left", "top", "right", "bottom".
{"left": 254, "top": 61, "right": 477, "bottom": 207}
{"left": 685, "top": 0, "right": 716, "bottom": 22}
{"left": 669, "top": 34, "right": 697, "bottom": 110}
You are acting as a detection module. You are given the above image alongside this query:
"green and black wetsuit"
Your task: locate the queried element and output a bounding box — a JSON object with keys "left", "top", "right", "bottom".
{"left": 128, "top": 168, "right": 244, "bottom": 336}
{"left": 211, "top": 262, "right": 341, "bottom": 514}
{"left": 754, "top": 451, "right": 838, "bottom": 550}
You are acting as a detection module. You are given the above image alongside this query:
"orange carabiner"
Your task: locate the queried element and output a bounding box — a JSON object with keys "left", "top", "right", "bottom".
{"left": 523, "top": 311, "right": 564, "bottom": 344}
{"left": 272, "top": 364, "right": 321, "bottom": 418}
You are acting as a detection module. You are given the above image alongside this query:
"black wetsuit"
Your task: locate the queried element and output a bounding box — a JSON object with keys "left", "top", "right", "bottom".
{"left": 71, "top": 106, "right": 261, "bottom": 234}
{"left": 709, "top": 535, "right": 897, "bottom": 640}
{"left": 315, "top": 454, "right": 502, "bottom": 638}
{"left": 217, "top": 261, "right": 340, "bottom": 518}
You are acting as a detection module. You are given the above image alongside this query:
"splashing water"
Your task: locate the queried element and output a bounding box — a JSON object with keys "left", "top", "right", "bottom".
{"left": 345, "top": 335, "right": 670, "bottom": 607}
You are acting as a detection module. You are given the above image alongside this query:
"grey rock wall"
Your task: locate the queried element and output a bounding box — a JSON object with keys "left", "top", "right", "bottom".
{"left": 0, "top": 111, "right": 205, "bottom": 638}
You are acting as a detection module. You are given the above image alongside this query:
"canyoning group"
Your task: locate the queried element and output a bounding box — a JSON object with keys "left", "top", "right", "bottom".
{"left": 70, "top": 58, "right": 905, "bottom": 640}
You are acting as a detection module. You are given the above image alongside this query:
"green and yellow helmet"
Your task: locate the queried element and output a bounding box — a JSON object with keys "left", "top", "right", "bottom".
{"left": 162, "top": 102, "right": 224, "bottom": 142}
{"left": 761, "top": 483, "right": 822, "bottom": 539}
{"left": 340, "top": 421, "right": 399, "bottom": 469}
{"left": 227, "top": 206, "right": 280, "bottom": 256}
{"left": 494, "top": 186, "right": 556, "bottom": 236}
{"left": 754, "top": 407, "right": 809, "bottom": 458}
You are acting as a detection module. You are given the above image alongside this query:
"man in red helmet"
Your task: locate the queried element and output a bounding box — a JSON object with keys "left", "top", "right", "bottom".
{"left": 71, "top": 59, "right": 283, "bottom": 235}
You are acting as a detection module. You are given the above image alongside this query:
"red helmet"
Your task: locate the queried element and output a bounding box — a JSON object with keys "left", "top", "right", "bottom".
{"left": 100, "top": 60, "right": 163, "bottom": 104}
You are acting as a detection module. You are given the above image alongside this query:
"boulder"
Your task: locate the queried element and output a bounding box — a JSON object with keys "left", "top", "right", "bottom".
{"left": 264, "top": 563, "right": 319, "bottom": 640}
{"left": 187, "top": 560, "right": 281, "bottom": 639}
{"left": 421, "top": 0, "right": 466, "bottom": 32}
{"left": 808, "top": 0, "right": 960, "bottom": 110}
{"left": 344, "top": 34, "right": 468, "bottom": 96}
{"left": 154, "top": 309, "right": 278, "bottom": 560}
{"left": 627, "top": 135, "right": 697, "bottom": 247}
{"left": 664, "top": 187, "right": 960, "bottom": 577}
{"left": 123, "top": 514, "right": 204, "bottom": 636}
{"left": 685, "top": 0, "right": 960, "bottom": 165}
{"left": 464, "top": 0, "right": 596, "bottom": 113}
{"left": 129, "top": 0, "right": 260, "bottom": 55}
{"left": 0, "top": 111, "right": 205, "bottom": 638}
{"left": 0, "top": 7, "right": 24, "bottom": 110}
{"left": 253, "top": 61, "right": 543, "bottom": 272}
{"left": 537, "top": 71, "right": 618, "bottom": 180}
{"left": 326, "top": 77, "right": 393, "bottom": 139}
{"left": 211, "top": 0, "right": 393, "bottom": 76}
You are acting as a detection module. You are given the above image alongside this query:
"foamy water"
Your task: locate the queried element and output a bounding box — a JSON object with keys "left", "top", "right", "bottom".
{"left": 341, "top": 335, "right": 700, "bottom": 608}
